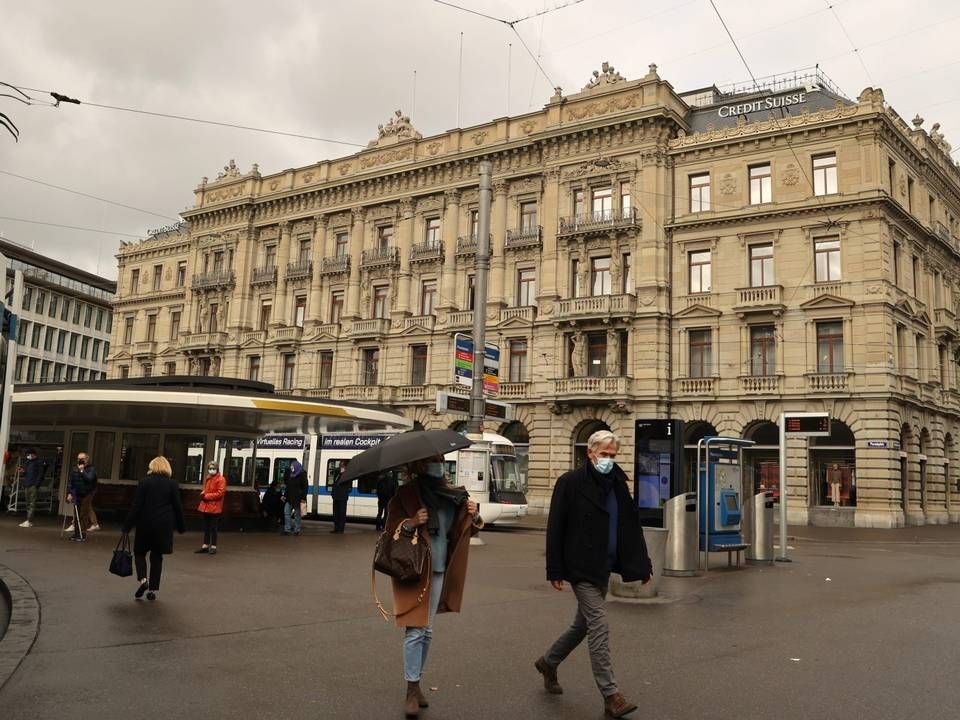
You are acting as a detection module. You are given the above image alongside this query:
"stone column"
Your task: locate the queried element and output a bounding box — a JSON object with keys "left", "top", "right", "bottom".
{"left": 308, "top": 215, "right": 328, "bottom": 325}
{"left": 272, "top": 221, "right": 291, "bottom": 326}
{"left": 489, "top": 180, "right": 509, "bottom": 306}
{"left": 439, "top": 190, "right": 460, "bottom": 310}
{"left": 233, "top": 222, "right": 257, "bottom": 331}
{"left": 396, "top": 199, "right": 415, "bottom": 316}
{"left": 345, "top": 208, "right": 365, "bottom": 319}
{"left": 539, "top": 169, "right": 561, "bottom": 303}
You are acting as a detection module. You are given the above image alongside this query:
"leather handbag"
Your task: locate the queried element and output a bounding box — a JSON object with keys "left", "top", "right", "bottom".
{"left": 371, "top": 519, "right": 431, "bottom": 621}
{"left": 109, "top": 534, "right": 133, "bottom": 577}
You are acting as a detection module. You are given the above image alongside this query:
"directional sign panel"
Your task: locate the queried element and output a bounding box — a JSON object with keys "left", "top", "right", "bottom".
{"left": 453, "top": 334, "right": 500, "bottom": 396}
{"left": 783, "top": 412, "right": 831, "bottom": 437}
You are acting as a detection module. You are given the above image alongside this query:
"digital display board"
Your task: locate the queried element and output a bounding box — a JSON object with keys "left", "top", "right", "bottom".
{"left": 784, "top": 414, "right": 831, "bottom": 436}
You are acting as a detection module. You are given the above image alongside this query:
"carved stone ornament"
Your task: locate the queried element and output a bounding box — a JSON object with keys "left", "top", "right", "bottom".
{"left": 338, "top": 163, "right": 352, "bottom": 176}
{"left": 566, "top": 93, "right": 640, "bottom": 121}
{"left": 472, "top": 131, "right": 488, "bottom": 146}
{"left": 547, "top": 401, "right": 572, "bottom": 415}
{"left": 563, "top": 157, "right": 635, "bottom": 180}
{"left": 719, "top": 173, "right": 737, "bottom": 196}
{"left": 539, "top": 300, "right": 554, "bottom": 316}
{"left": 368, "top": 109, "right": 422, "bottom": 148}
{"left": 609, "top": 401, "right": 630, "bottom": 414}
{"left": 520, "top": 120, "right": 538, "bottom": 135}
{"left": 897, "top": 176, "right": 907, "bottom": 197}
{"left": 426, "top": 141, "right": 443, "bottom": 156}
{"left": 360, "top": 147, "right": 414, "bottom": 169}
{"left": 582, "top": 61, "right": 626, "bottom": 92}
{"left": 930, "top": 122, "right": 953, "bottom": 154}
{"left": 302, "top": 170, "right": 315, "bottom": 184}
{"left": 782, "top": 163, "right": 800, "bottom": 186}
{"left": 215, "top": 159, "right": 241, "bottom": 181}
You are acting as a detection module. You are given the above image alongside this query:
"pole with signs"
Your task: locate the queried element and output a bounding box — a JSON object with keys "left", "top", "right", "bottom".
{"left": 0, "top": 269, "right": 23, "bottom": 486}
{"left": 777, "top": 412, "right": 831, "bottom": 562}
{"left": 469, "top": 161, "right": 492, "bottom": 435}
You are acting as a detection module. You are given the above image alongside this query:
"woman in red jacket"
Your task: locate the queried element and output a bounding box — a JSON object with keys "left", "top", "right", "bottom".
{"left": 195, "top": 460, "right": 226, "bottom": 555}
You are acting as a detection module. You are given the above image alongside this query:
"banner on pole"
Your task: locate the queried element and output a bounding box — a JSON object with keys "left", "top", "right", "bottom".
{"left": 453, "top": 333, "right": 500, "bottom": 396}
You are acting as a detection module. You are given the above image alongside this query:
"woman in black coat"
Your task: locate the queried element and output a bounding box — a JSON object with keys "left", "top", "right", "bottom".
{"left": 122, "top": 456, "right": 186, "bottom": 601}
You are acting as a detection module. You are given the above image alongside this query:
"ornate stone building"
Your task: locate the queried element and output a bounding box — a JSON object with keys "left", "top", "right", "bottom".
{"left": 110, "top": 64, "right": 960, "bottom": 527}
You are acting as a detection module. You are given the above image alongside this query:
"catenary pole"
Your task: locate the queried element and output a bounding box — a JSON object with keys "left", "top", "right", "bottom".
{"left": 776, "top": 412, "right": 791, "bottom": 562}
{"left": 0, "top": 269, "right": 24, "bottom": 485}
{"left": 468, "top": 161, "right": 493, "bottom": 435}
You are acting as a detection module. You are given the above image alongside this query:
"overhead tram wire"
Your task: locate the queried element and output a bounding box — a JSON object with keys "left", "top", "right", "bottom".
{"left": 822, "top": 0, "right": 874, "bottom": 86}
{"left": 0, "top": 170, "right": 178, "bottom": 221}
{"left": 6, "top": 84, "right": 367, "bottom": 148}
{"left": 0, "top": 215, "right": 145, "bottom": 239}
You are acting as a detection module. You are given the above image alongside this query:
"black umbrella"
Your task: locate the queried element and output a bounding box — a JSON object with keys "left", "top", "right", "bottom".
{"left": 341, "top": 430, "right": 472, "bottom": 482}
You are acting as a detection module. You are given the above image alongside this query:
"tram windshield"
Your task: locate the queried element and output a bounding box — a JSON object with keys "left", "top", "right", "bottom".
{"left": 491, "top": 454, "right": 526, "bottom": 495}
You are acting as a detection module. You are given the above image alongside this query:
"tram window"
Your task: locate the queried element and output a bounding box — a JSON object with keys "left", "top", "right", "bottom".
{"left": 164, "top": 434, "right": 205, "bottom": 485}
{"left": 245, "top": 457, "right": 270, "bottom": 488}
{"left": 273, "top": 457, "right": 296, "bottom": 486}
{"left": 326, "top": 459, "right": 349, "bottom": 489}
{"left": 92, "top": 432, "right": 116, "bottom": 480}
{"left": 120, "top": 433, "right": 161, "bottom": 481}
{"left": 227, "top": 457, "right": 244, "bottom": 486}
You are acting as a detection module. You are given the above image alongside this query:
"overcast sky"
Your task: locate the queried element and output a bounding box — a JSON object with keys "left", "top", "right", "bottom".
{"left": 2, "top": 0, "right": 958, "bottom": 280}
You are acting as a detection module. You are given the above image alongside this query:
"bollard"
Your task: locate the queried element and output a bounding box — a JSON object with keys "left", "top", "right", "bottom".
{"left": 610, "top": 526, "right": 668, "bottom": 599}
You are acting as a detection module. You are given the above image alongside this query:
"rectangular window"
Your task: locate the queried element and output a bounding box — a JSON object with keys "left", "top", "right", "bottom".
{"left": 248, "top": 355, "right": 261, "bottom": 382}
{"left": 60, "top": 298, "right": 70, "bottom": 322}
{"left": 22, "top": 286, "right": 32, "bottom": 311}
{"left": 176, "top": 261, "right": 186, "bottom": 287}
{"left": 330, "top": 292, "right": 344, "bottom": 323}
{"left": 373, "top": 286, "right": 388, "bottom": 319}
{"left": 335, "top": 231, "right": 349, "bottom": 257}
{"left": 40, "top": 360, "right": 51, "bottom": 383}
{"left": 620, "top": 181, "right": 631, "bottom": 215}
{"left": 282, "top": 354, "right": 296, "bottom": 390}
{"left": 35, "top": 290, "right": 45, "bottom": 314}
{"left": 15, "top": 357, "right": 23, "bottom": 383}
{"left": 141, "top": 365, "right": 150, "bottom": 379}
{"left": 571, "top": 259, "right": 581, "bottom": 298}
{"left": 592, "top": 186, "right": 613, "bottom": 217}
{"left": 17, "top": 319, "right": 27, "bottom": 345}
{"left": 208, "top": 303, "right": 219, "bottom": 333}
{"left": 26, "top": 358, "right": 38, "bottom": 383}
{"left": 888, "top": 158, "right": 896, "bottom": 195}
{"left": 587, "top": 332, "right": 607, "bottom": 378}
{"left": 689, "top": 250, "right": 712, "bottom": 293}
{"left": 130, "top": 269, "right": 140, "bottom": 294}
{"left": 31, "top": 324, "right": 41, "bottom": 348}
{"left": 466, "top": 275, "right": 475, "bottom": 311}
{"left": 298, "top": 238, "right": 311, "bottom": 264}
{"left": 294, "top": 296, "right": 307, "bottom": 327}
{"left": 509, "top": 339, "right": 528, "bottom": 383}
{"left": 103, "top": 341, "right": 110, "bottom": 359}
{"left": 260, "top": 301, "right": 272, "bottom": 330}
{"left": 319, "top": 351, "right": 334, "bottom": 389}
{"left": 750, "top": 244, "right": 774, "bottom": 287}
{"left": 96, "top": 308, "right": 104, "bottom": 331}
{"left": 893, "top": 242, "right": 901, "bottom": 286}
{"left": 48, "top": 295, "right": 58, "bottom": 318}
{"left": 573, "top": 189, "right": 585, "bottom": 217}
{"left": 53, "top": 363, "right": 63, "bottom": 382}
{"left": 425, "top": 217, "right": 441, "bottom": 246}
{"left": 749, "top": 163, "right": 772, "bottom": 204}
{"left": 83, "top": 305, "right": 92, "bottom": 328}
{"left": 421, "top": 280, "right": 437, "bottom": 316}
{"left": 212, "top": 251, "right": 224, "bottom": 274}
{"left": 907, "top": 177, "right": 914, "bottom": 212}
{"left": 411, "top": 345, "right": 428, "bottom": 386}
{"left": 165, "top": 362, "right": 176, "bottom": 376}
{"left": 689, "top": 329, "right": 712, "bottom": 377}
{"left": 816, "top": 321, "right": 844, "bottom": 374}
{"left": 264, "top": 245, "right": 277, "bottom": 269}
{"left": 73, "top": 301, "right": 81, "bottom": 324}
{"left": 813, "top": 153, "right": 838, "bottom": 196}
{"left": 520, "top": 202, "right": 537, "bottom": 232}
{"left": 469, "top": 210, "right": 479, "bottom": 240}
{"left": 517, "top": 269, "right": 536, "bottom": 306}
{"left": 750, "top": 325, "right": 776, "bottom": 376}
{"left": 69, "top": 332, "right": 79, "bottom": 356}
{"left": 377, "top": 225, "right": 394, "bottom": 250}
{"left": 120, "top": 365, "right": 130, "bottom": 379}
{"left": 690, "top": 173, "right": 711, "bottom": 212}
{"left": 590, "top": 256, "right": 612, "bottom": 296}
{"left": 814, "top": 238, "right": 841, "bottom": 282}
{"left": 622, "top": 253, "right": 632, "bottom": 294}
{"left": 80, "top": 336, "right": 90, "bottom": 359}
{"left": 146, "top": 315, "right": 157, "bottom": 342}
{"left": 170, "top": 311, "right": 181, "bottom": 340}
{"left": 56, "top": 329, "right": 66, "bottom": 354}
{"left": 92, "top": 339, "right": 101, "bottom": 362}
{"left": 43, "top": 327, "right": 54, "bottom": 352}
{"left": 362, "top": 348, "right": 379, "bottom": 386}
{"left": 929, "top": 195, "right": 936, "bottom": 223}
{"left": 153, "top": 265, "right": 162, "bottom": 291}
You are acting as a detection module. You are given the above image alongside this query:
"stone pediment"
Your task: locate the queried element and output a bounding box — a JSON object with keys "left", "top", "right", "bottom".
{"left": 675, "top": 303, "right": 721, "bottom": 319}
{"left": 800, "top": 294, "right": 854, "bottom": 311}
{"left": 157, "top": 346, "right": 179, "bottom": 358}
{"left": 915, "top": 310, "right": 932, "bottom": 326}
{"left": 112, "top": 351, "right": 132, "bottom": 361}
{"left": 894, "top": 298, "right": 918, "bottom": 316}
{"left": 398, "top": 323, "right": 432, "bottom": 336}
{"left": 499, "top": 316, "right": 534, "bottom": 330}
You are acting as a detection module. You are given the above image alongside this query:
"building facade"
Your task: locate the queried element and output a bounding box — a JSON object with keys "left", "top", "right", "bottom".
{"left": 2, "top": 239, "right": 116, "bottom": 384}
{"left": 110, "top": 64, "right": 960, "bottom": 527}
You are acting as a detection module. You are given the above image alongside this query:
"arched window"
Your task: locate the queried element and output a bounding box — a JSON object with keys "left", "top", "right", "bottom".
{"left": 412, "top": 420, "right": 425, "bottom": 431}
{"left": 683, "top": 421, "right": 718, "bottom": 491}
{"left": 899, "top": 424, "right": 912, "bottom": 511}
{"left": 919, "top": 427, "right": 931, "bottom": 508}
{"left": 573, "top": 420, "right": 611, "bottom": 469}
{"left": 810, "top": 419, "right": 856, "bottom": 508}
{"left": 449, "top": 420, "right": 468, "bottom": 434}
{"left": 743, "top": 421, "right": 780, "bottom": 496}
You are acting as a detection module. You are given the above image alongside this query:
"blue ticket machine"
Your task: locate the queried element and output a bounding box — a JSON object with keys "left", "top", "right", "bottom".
{"left": 698, "top": 447, "right": 744, "bottom": 551}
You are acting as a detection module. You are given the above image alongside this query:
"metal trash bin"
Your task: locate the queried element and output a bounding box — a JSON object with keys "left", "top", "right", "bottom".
{"left": 663, "top": 492, "right": 698, "bottom": 576}
{"left": 743, "top": 491, "right": 775, "bottom": 564}
{"left": 610, "top": 526, "right": 668, "bottom": 599}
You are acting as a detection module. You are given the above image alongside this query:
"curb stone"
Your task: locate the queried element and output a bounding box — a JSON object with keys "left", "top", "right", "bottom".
{"left": 0, "top": 564, "right": 40, "bottom": 693}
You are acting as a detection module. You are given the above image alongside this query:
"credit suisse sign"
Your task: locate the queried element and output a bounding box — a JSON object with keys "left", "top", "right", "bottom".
{"left": 717, "top": 91, "right": 807, "bottom": 118}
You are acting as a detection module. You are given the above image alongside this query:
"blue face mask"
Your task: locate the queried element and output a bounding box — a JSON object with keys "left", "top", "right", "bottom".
{"left": 594, "top": 457, "right": 614, "bottom": 475}
{"left": 426, "top": 462, "right": 445, "bottom": 478}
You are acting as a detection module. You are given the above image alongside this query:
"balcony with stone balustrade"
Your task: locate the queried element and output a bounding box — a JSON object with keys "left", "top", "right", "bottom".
{"left": 805, "top": 372, "right": 852, "bottom": 393}
{"left": 334, "top": 385, "right": 394, "bottom": 403}
{"left": 349, "top": 318, "right": 391, "bottom": 338}
{"left": 505, "top": 225, "right": 542, "bottom": 250}
{"left": 180, "top": 331, "right": 228, "bottom": 351}
{"left": 556, "top": 293, "right": 636, "bottom": 321}
{"left": 133, "top": 341, "right": 157, "bottom": 357}
{"left": 734, "top": 285, "right": 784, "bottom": 315}
{"left": 553, "top": 375, "right": 632, "bottom": 399}
{"left": 456, "top": 235, "right": 478, "bottom": 257}
{"left": 269, "top": 325, "right": 303, "bottom": 345}
{"left": 499, "top": 306, "right": 536, "bottom": 324}
{"left": 446, "top": 310, "right": 474, "bottom": 330}
{"left": 250, "top": 266, "right": 277, "bottom": 286}
{"left": 305, "top": 388, "right": 332, "bottom": 399}
{"left": 557, "top": 207, "right": 638, "bottom": 238}
{"left": 320, "top": 255, "right": 350, "bottom": 276}
{"left": 499, "top": 382, "right": 531, "bottom": 400}
{"left": 241, "top": 330, "right": 267, "bottom": 344}
{"left": 738, "top": 375, "right": 782, "bottom": 394}
{"left": 398, "top": 315, "right": 436, "bottom": 333}
{"left": 675, "top": 377, "right": 717, "bottom": 395}
{"left": 935, "top": 307, "right": 957, "bottom": 336}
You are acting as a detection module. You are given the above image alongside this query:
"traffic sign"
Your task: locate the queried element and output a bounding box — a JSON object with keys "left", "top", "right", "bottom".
{"left": 453, "top": 334, "right": 500, "bottom": 396}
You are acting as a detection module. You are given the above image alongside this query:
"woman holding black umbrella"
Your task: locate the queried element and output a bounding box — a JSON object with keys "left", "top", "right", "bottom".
{"left": 383, "top": 449, "right": 483, "bottom": 718}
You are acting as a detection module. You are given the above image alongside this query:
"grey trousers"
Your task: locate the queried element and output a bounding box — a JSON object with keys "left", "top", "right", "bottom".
{"left": 544, "top": 581, "right": 618, "bottom": 697}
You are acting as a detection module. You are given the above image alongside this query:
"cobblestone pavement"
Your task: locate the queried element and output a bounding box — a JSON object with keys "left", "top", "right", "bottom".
{"left": 1, "top": 515, "right": 959, "bottom": 720}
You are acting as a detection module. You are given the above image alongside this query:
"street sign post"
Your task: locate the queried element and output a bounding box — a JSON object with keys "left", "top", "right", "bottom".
{"left": 436, "top": 391, "right": 513, "bottom": 423}
{"left": 454, "top": 333, "right": 500, "bottom": 396}
{"left": 777, "top": 412, "right": 832, "bottom": 561}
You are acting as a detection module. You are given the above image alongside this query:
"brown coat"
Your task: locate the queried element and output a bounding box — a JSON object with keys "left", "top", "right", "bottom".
{"left": 385, "top": 480, "right": 483, "bottom": 628}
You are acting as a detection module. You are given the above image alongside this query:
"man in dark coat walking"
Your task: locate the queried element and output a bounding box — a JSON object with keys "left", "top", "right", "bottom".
{"left": 18, "top": 449, "right": 43, "bottom": 528}
{"left": 282, "top": 460, "right": 308, "bottom": 536}
{"left": 330, "top": 460, "right": 350, "bottom": 534}
{"left": 535, "top": 429, "right": 651, "bottom": 719}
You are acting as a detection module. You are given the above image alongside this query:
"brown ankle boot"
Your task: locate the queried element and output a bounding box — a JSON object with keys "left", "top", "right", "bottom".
{"left": 414, "top": 683, "right": 429, "bottom": 708}
{"left": 534, "top": 656, "right": 563, "bottom": 694}
{"left": 604, "top": 692, "right": 638, "bottom": 718}
{"left": 405, "top": 681, "right": 421, "bottom": 718}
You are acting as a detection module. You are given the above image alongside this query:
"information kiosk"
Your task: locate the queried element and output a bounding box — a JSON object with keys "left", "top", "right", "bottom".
{"left": 633, "top": 419, "right": 684, "bottom": 526}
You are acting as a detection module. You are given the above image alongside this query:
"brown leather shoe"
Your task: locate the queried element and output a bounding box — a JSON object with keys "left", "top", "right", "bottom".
{"left": 534, "top": 656, "right": 563, "bottom": 694}
{"left": 405, "top": 681, "right": 421, "bottom": 718}
{"left": 604, "top": 692, "right": 638, "bottom": 718}
{"left": 414, "top": 683, "right": 429, "bottom": 708}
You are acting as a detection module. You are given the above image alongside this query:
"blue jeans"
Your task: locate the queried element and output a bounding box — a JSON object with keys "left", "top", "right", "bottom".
{"left": 284, "top": 501, "right": 301, "bottom": 534}
{"left": 403, "top": 571, "right": 444, "bottom": 682}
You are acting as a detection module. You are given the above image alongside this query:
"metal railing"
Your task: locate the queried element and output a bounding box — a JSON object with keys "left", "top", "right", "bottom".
{"left": 411, "top": 241, "right": 444, "bottom": 261}
{"left": 558, "top": 207, "right": 637, "bottom": 234}
{"left": 285, "top": 259, "right": 312, "bottom": 279}
{"left": 320, "top": 255, "right": 350, "bottom": 274}
{"left": 250, "top": 266, "right": 277, "bottom": 285}
{"left": 361, "top": 246, "right": 399, "bottom": 267}
{"left": 456, "top": 235, "right": 478, "bottom": 255}
{"left": 505, "top": 225, "right": 542, "bottom": 248}
{"left": 191, "top": 271, "right": 235, "bottom": 290}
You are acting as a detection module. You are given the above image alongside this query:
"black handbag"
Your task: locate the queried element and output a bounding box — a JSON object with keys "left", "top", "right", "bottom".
{"left": 371, "top": 520, "right": 431, "bottom": 621}
{"left": 109, "top": 534, "right": 133, "bottom": 577}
